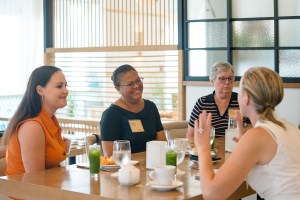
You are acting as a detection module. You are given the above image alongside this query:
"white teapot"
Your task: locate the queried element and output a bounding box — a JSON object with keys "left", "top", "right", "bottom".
{"left": 118, "top": 164, "right": 140, "bottom": 186}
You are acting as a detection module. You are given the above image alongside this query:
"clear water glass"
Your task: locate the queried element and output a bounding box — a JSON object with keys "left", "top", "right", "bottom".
{"left": 210, "top": 126, "right": 215, "bottom": 145}
{"left": 113, "top": 140, "right": 131, "bottom": 167}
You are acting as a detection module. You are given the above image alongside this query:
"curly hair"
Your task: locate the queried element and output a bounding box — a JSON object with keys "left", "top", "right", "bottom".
{"left": 111, "top": 64, "right": 137, "bottom": 86}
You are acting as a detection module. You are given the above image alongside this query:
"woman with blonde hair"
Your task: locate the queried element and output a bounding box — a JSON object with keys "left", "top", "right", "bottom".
{"left": 194, "top": 67, "right": 300, "bottom": 200}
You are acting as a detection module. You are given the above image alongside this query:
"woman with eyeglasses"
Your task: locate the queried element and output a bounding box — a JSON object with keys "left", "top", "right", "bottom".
{"left": 100, "top": 64, "right": 166, "bottom": 156}
{"left": 186, "top": 62, "right": 251, "bottom": 143}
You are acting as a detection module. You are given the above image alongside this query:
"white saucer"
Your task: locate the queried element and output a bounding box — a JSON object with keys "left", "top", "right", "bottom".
{"left": 189, "top": 149, "right": 216, "bottom": 156}
{"left": 148, "top": 180, "right": 183, "bottom": 191}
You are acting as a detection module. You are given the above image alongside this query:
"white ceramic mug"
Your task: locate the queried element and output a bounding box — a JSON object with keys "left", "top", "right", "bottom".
{"left": 152, "top": 165, "right": 176, "bottom": 185}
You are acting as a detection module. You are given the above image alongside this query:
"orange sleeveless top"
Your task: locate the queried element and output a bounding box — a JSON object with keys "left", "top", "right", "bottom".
{"left": 6, "top": 109, "right": 66, "bottom": 175}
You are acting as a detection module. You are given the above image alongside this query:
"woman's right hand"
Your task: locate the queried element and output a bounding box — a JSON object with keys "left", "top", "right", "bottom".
{"left": 194, "top": 110, "right": 212, "bottom": 152}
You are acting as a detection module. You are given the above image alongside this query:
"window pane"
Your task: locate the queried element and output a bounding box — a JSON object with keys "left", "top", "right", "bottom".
{"left": 187, "top": 0, "right": 227, "bottom": 20}
{"left": 279, "top": 19, "right": 300, "bottom": 46}
{"left": 233, "top": 50, "right": 274, "bottom": 76}
{"left": 232, "top": 0, "right": 273, "bottom": 18}
{"left": 279, "top": 50, "right": 300, "bottom": 77}
{"left": 188, "top": 50, "right": 227, "bottom": 76}
{"left": 278, "top": 0, "right": 300, "bottom": 16}
{"left": 0, "top": 0, "right": 43, "bottom": 95}
{"left": 188, "top": 22, "right": 227, "bottom": 48}
{"left": 232, "top": 20, "right": 274, "bottom": 47}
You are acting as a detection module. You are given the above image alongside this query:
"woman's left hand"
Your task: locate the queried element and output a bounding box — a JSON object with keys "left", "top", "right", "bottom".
{"left": 63, "top": 138, "right": 71, "bottom": 156}
{"left": 233, "top": 110, "right": 245, "bottom": 143}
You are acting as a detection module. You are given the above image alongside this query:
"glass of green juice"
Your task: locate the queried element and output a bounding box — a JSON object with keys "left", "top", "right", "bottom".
{"left": 166, "top": 140, "right": 177, "bottom": 167}
{"left": 88, "top": 144, "right": 101, "bottom": 175}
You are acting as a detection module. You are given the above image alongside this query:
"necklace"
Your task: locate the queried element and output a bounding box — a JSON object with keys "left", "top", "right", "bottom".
{"left": 121, "top": 98, "right": 143, "bottom": 113}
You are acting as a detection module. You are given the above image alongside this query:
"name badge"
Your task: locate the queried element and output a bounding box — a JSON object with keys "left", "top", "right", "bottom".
{"left": 128, "top": 120, "right": 145, "bottom": 133}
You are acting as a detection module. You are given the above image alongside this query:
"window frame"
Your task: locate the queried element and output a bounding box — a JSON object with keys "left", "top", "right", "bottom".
{"left": 182, "top": 0, "right": 300, "bottom": 84}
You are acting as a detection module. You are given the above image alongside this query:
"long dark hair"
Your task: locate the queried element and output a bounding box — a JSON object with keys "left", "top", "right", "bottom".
{"left": 1, "top": 66, "right": 62, "bottom": 145}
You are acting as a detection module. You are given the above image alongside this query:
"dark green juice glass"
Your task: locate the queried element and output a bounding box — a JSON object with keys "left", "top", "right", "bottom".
{"left": 166, "top": 150, "right": 177, "bottom": 166}
{"left": 89, "top": 146, "right": 100, "bottom": 174}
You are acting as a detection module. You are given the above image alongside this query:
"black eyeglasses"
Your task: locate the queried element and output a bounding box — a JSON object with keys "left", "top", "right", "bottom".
{"left": 218, "top": 76, "right": 235, "bottom": 83}
{"left": 119, "top": 77, "right": 144, "bottom": 87}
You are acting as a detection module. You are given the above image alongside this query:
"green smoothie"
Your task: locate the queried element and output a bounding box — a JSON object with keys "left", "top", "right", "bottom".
{"left": 166, "top": 150, "right": 177, "bottom": 166}
{"left": 89, "top": 147, "right": 100, "bottom": 174}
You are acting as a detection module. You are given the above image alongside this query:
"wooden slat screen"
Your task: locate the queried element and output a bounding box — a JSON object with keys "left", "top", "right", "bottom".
{"left": 47, "top": 50, "right": 180, "bottom": 121}
{"left": 54, "top": 0, "right": 178, "bottom": 47}
{"left": 49, "top": 0, "right": 182, "bottom": 122}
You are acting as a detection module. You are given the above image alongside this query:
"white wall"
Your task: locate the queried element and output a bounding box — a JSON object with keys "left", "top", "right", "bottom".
{"left": 185, "top": 86, "right": 300, "bottom": 127}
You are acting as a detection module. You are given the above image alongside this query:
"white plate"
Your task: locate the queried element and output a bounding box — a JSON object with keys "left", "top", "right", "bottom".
{"left": 76, "top": 160, "right": 139, "bottom": 170}
{"left": 148, "top": 180, "right": 183, "bottom": 191}
{"left": 189, "top": 149, "right": 215, "bottom": 156}
{"left": 111, "top": 172, "right": 119, "bottom": 178}
{"left": 148, "top": 169, "right": 185, "bottom": 180}
{"left": 101, "top": 164, "right": 120, "bottom": 170}
{"left": 102, "top": 160, "right": 139, "bottom": 169}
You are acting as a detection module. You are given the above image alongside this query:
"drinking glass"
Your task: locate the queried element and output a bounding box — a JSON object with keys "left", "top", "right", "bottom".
{"left": 210, "top": 127, "right": 215, "bottom": 145}
{"left": 166, "top": 143, "right": 177, "bottom": 167}
{"left": 210, "top": 126, "right": 216, "bottom": 155}
{"left": 113, "top": 140, "right": 131, "bottom": 167}
{"left": 166, "top": 138, "right": 189, "bottom": 176}
{"left": 88, "top": 144, "right": 101, "bottom": 176}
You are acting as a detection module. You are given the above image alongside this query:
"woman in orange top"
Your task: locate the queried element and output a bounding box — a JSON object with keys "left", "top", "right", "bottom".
{"left": 1, "top": 66, "right": 69, "bottom": 175}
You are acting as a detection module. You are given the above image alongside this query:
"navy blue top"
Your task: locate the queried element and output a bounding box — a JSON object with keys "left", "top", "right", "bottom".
{"left": 189, "top": 91, "right": 251, "bottom": 136}
{"left": 100, "top": 99, "right": 164, "bottom": 153}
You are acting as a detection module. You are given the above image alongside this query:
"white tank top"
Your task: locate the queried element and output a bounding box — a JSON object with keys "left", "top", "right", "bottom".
{"left": 247, "top": 117, "right": 300, "bottom": 200}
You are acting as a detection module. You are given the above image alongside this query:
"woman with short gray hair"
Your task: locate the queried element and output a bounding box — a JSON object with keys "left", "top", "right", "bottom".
{"left": 209, "top": 61, "right": 235, "bottom": 81}
{"left": 186, "top": 61, "right": 250, "bottom": 143}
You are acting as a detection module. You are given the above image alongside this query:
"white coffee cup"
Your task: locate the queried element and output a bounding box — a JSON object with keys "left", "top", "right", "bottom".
{"left": 152, "top": 165, "right": 176, "bottom": 186}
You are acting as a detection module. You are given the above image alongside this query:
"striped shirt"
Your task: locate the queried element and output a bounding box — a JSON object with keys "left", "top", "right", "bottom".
{"left": 188, "top": 91, "right": 250, "bottom": 136}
